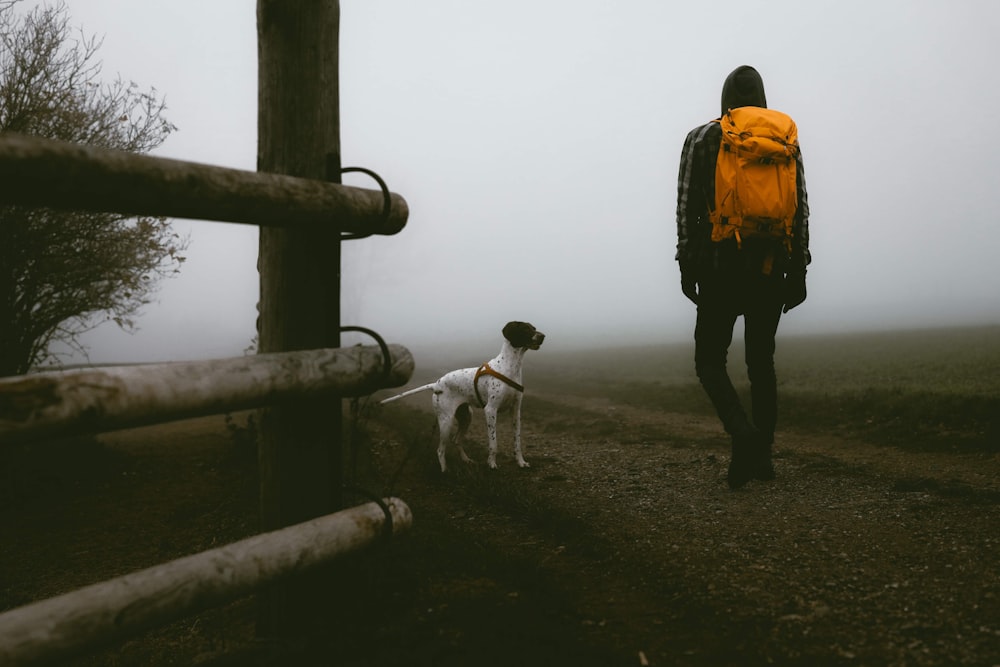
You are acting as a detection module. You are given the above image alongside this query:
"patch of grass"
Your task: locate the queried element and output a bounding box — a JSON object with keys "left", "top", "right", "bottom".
{"left": 773, "top": 327, "right": 1000, "bottom": 452}
{"left": 777, "top": 325, "right": 1000, "bottom": 396}
{"left": 780, "top": 388, "right": 998, "bottom": 452}
{"left": 529, "top": 325, "right": 1000, "bottom": 453}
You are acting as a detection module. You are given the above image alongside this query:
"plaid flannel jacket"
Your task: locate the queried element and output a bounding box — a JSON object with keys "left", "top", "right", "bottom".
{"left": 675, "top": 119, "right": 811, "bottom": 273}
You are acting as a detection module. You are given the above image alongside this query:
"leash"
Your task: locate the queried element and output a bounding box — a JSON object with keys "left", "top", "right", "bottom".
{"left": 473, "top": 362, "right": 523, "bottom": 407}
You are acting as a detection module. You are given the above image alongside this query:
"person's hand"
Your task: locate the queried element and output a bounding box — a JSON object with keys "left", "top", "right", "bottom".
{"left": 680, "top": 263, "right": 699, "bottom": 305}
{"left": 783, "top": 271, "right": 807, "bottom": 313}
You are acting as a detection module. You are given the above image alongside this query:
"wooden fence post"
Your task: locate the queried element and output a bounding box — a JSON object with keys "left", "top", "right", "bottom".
{"left": 256, "top": 0, "right": 343, "bottom": 637}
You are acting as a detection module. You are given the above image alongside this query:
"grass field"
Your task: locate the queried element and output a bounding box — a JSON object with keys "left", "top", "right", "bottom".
{"left": 518, "top": 324, "right": 1000, "bottom": 453}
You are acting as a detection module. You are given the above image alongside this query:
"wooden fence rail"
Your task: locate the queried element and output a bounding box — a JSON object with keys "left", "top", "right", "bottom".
{"left": 0, "top": 344, "right": 413, "bottom": 444}
{"left": 0, "top": 497, "right": 413, "bottom": 666}
{"left": 0, "top": 133, "right": 408, "bottom": 235}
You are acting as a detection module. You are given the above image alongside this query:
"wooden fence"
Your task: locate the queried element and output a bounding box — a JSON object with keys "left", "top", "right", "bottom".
{"left": 0, "top": 133, "right": 413, "bottom": 662}
{"left": 0, "top": 3, "right": 414, "bottom": 659}
{"left": 0, "top": 498, "right": 413, "bottom": 666}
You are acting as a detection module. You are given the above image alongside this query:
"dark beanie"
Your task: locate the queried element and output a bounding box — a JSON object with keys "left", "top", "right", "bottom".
{"left": 721, "top": 65, "right": 767, "bottom": 116}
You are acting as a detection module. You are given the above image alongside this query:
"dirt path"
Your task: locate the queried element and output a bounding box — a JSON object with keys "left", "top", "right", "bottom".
{"left": 360, "top": 388, "right": 1000, "bottom": 666}
{"left": 3, "top": 388, "right": 998, "bottom": 666}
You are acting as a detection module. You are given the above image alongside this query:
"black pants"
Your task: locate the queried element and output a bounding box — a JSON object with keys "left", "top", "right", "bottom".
{"left": 694, "top": 266, "right": 784, "bottom": 444}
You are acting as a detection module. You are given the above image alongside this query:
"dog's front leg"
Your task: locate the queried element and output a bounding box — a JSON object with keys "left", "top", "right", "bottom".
{"left": 484, "top": 405, "right": 500, "bottom": 469}
{"left": 512, "top": 396, "right": 530, "bottom": 468}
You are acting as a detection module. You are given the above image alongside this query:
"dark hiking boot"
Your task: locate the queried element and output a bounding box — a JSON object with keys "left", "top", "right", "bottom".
{"left": 753, "top": 438, "right": 776, "bottom": 481}
{"left": 727, "top": 427, "right": 760, "bottom": 490}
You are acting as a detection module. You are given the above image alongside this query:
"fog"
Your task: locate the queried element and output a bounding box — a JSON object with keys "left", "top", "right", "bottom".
{"left": 32, "top": 1, "right": 1000, "bottom": 363}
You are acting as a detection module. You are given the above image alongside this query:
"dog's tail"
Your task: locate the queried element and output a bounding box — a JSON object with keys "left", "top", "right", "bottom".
{"left": 378, "top": 383, "right": 436, "bottom": 405}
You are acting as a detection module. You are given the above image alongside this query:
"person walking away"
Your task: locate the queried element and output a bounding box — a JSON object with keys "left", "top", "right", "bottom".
{"left": 675, "top": 65, "right": 811, "bottom": 489}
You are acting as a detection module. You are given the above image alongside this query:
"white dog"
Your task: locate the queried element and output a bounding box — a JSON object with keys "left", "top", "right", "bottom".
{"left": 379, "top": 321, "right": 545, "bottom": 472}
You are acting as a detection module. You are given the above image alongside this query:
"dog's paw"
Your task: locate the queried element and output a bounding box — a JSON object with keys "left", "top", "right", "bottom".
{"left": 517, "top": 459, "right": 531, "bottom": 469}
{"left": 487, "top": 458, "right": 498, "bottom": 470}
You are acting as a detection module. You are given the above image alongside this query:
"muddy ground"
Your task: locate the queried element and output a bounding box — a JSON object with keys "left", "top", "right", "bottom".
{"left": 2, "top": 372, "right": 998, "bottom": 666}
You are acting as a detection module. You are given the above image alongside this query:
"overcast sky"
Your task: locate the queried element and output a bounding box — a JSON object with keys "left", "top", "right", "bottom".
{"left": 25, "top": 1, "right": 1000, "bottom": 363}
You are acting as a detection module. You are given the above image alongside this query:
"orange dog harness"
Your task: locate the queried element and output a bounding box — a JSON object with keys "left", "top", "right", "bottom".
{"left": 473, "top": 362, "right": 524, "bottom": 407}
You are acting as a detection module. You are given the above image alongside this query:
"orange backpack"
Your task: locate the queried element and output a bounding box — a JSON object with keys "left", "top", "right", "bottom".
{"left": 709, "top": 107, "right": 799, "bottom": 255}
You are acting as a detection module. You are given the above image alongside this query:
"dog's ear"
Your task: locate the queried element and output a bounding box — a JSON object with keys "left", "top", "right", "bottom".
{"left": 502, "top": 321, "right": 535, "bottom": 348}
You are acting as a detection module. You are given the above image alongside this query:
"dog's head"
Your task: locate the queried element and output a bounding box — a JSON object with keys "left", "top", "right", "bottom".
{"left": 502, "top": 321, "right": 545, "bottom": 351}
